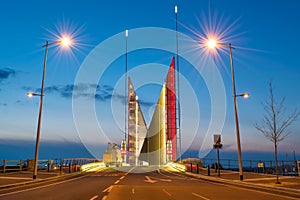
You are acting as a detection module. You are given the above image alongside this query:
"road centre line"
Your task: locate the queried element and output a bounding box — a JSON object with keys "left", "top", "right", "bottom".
{"left": 192, "top": 193, "right": 210, "bottom": 200}
{"left": 101, "top": 168, "right": 135, "bottom": 199}
{"left": 162, "top": 189, "right": 172, "bottom": 197}
{"left": 102, "top": 185, "right": 113, "bottom": 193}
{"left": 90, "top": 195, "right": 99, "bottom": 200}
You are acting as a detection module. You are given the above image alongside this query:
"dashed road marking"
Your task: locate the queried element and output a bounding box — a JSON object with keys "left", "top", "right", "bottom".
{"left": 114, "top": 180, "right": 120, "bottom": 184}
{"left": 101, "top": 195, "right": 107, "bottom": 200}
{"left": 192, "top": 192, "right": 210, "bottom": 200}
{"left": 102, "top": 185, "right": 113, "bottom": 193}
{"left": 132, "top": 188, "right": 135, "bottom": 194}
{"left": 90, "top": 195, "right": 99, "bottom": 200}
{"left": 162, "top": 189, "right": 172, "bottom": 197}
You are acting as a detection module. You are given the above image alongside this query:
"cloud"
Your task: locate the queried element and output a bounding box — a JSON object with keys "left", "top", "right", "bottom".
{"left": 23, "top": 83, "right": 155, "bottom": 107}
{"left": 0, "top": 68, "right": 16, "bottom": 81}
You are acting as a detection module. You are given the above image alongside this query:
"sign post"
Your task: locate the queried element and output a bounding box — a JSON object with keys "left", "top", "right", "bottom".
{"left": 297, "top": 160, "right": 300, "bottom": 176}
{"left": 213, "top": 134, "right": 223, "bottom": 177}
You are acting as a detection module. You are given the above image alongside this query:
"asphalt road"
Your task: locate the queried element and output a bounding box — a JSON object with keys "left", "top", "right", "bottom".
{"left": 0, "top": 166, "right": 298, "bottom": 200}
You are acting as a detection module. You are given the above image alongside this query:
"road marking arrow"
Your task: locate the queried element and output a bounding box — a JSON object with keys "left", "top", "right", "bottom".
{"left": 144, "top": 175, "right": 172, "bottom": 183}
{"left": 158, "top": 178, "right": 172, "bottom": 182}
{"left": 144, "top": 176, "right": 158, "bottom": 183}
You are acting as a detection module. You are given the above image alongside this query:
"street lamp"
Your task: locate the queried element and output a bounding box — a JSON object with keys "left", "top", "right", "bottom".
{"left": 207, "top": 39, "right": 248, "bottom": 181}
{"left": 27, "top": 92, "right": 42, "bottom": 97}
{"left": 30, "top": 37, "right": 71, "bottom": 180}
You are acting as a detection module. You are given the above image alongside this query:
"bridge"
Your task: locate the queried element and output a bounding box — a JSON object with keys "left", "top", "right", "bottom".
{"left": 0, "top": 160, "right": 299, "bottom": 200}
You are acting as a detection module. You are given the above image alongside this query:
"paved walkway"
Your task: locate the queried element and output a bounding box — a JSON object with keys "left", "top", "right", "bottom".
{"left": 187, "top": 168, "right": 300, "bottom": 191}
{"left": 0, "top": 170, "right": 67, "bottom": 188}
{"left": 186, "top": 168, "right": 300, "bottom": 198}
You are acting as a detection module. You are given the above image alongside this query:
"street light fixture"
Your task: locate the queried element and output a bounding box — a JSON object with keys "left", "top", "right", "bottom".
{"left": 206, "top": 39, "right": 247, "bottom": 181}
{"left": 29, "top": 37, "right": 71, "bottom": 180}
{"left": 236, "top": 93, "right": 250, "bottom": 98}
{"left": 27, "top": 92, "right": 43, "bottom": 97}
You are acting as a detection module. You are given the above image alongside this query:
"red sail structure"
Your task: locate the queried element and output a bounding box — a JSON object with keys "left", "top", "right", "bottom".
{"left": 165, "top": 57, "right": 177, "bottom": 161}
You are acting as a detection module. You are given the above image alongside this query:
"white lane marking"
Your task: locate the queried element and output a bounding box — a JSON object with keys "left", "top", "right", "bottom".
{"left": 162, "top": 189, "right": 172, "bottom": 197}
{"left": 90, "top": 195, "right": 99, "bottom": 200}
{"left": 114, "top": 180, "right": 120, "bottom": 184}
{"left": 102, "top": 195, "right": 107, "bottom": 200}
{"left": 119, "top": 176, "right": 125, "bottom": 180}
{"left": 132, "top": 188, "right": 135, "bottom": 194}
{"left": 102, "top": 185, "right": 113, "bottom": 193}
{"left": 0, "top": 177, "right": 32, "bottom": 180}
{"left": 192, "top": 193, "right": 210, "bottom": 200}
{"left": 124, "top": 166, "right": 136, "bottom": 176}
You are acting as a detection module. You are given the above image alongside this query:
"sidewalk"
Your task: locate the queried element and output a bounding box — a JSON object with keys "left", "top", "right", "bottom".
{"left": 0, "top": 163, "right": 106, "bottom": 189}
{"left": 0, "top": 170, "right": 71, "bottom": 189}
{"left": 185, "top": 168, "right": 300, "bottom": 198}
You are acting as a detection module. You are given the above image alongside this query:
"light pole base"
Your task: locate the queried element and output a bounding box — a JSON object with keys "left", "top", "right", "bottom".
{"left": 240, "top": 175, "right": 243, "bottom": 181}
{"left": 33, "top": 175, "right": 37, "bottom": 180}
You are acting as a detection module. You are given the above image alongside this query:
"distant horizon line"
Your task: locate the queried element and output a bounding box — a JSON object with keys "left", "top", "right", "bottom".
{"left": 1, "top": 137, "right": 298, "bottom": 156}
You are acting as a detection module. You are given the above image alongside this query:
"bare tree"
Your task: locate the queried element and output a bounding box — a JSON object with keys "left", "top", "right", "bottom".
{"left": 255, "top": 81, "right": 299, "bottom": 184}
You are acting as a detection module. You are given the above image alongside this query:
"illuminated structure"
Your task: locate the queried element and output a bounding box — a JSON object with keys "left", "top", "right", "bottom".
{"left": 128, "top": 58, "right": 177, "bottom": 165}
{"left": 165, "top": 58, "right": 177, "bottom": 161}
{"left": 127, "top": 77, "right": 147, "bottom": 165}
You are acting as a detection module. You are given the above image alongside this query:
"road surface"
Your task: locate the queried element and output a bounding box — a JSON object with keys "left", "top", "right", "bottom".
{"left": 0, "top": 166, "right": 297, "bottom": 200}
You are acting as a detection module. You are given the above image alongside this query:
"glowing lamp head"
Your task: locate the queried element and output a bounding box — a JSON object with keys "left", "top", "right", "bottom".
{"left": 27, "top": 92, "right": 33, "bottom": 97}
{"left": 61, "top": 36, "right": 72, "bottom": 47}
{"left": 207, "top": 39, "right": 217, "bottom": 49}
{"left": 242, "top": 93, "right": 250, "bottom": 98}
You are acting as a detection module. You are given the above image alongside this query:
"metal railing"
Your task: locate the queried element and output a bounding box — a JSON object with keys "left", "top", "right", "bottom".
{"left": 0, "top": 158, "right": 99, "bottom": 174}
{"left": 184, "top": 158, "right": 299, "bottom": 176}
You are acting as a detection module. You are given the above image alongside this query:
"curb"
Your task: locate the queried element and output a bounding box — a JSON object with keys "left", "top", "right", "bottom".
{"left": 185, "top": 172, "right": 300, "bottom": 199}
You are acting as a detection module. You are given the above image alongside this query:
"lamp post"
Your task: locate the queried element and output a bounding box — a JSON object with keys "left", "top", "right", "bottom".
{"left": 207, "top": 40, "right": 249, "bottom": 181}
{"left": 135, "top": 95, "right": 139, "bottom": 166}
{"left": 175, "top": 5, "right": 182, "bottom": 163}
{"left": 29, "top": 38, "right": 71, "bottom": 180}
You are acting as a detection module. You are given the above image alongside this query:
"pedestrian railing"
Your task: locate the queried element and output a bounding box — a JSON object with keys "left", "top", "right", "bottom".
{"left": 0, "top": 158, "right": 99, "bottom": 174}
{"left": 184, "top": 158, "right": 299, "bottom": 176}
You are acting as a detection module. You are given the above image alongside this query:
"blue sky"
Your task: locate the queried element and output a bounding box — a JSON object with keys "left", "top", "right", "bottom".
{"left": 0, "top": 0, "right": 299, "bottom": 160}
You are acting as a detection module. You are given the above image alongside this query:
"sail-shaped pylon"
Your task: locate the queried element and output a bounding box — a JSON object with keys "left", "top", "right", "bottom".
{"left": 127, "top": 77, "right": 148, "bottom": 165}
{"left": 139, "top": 57, "right": 177, "bottom": 165}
